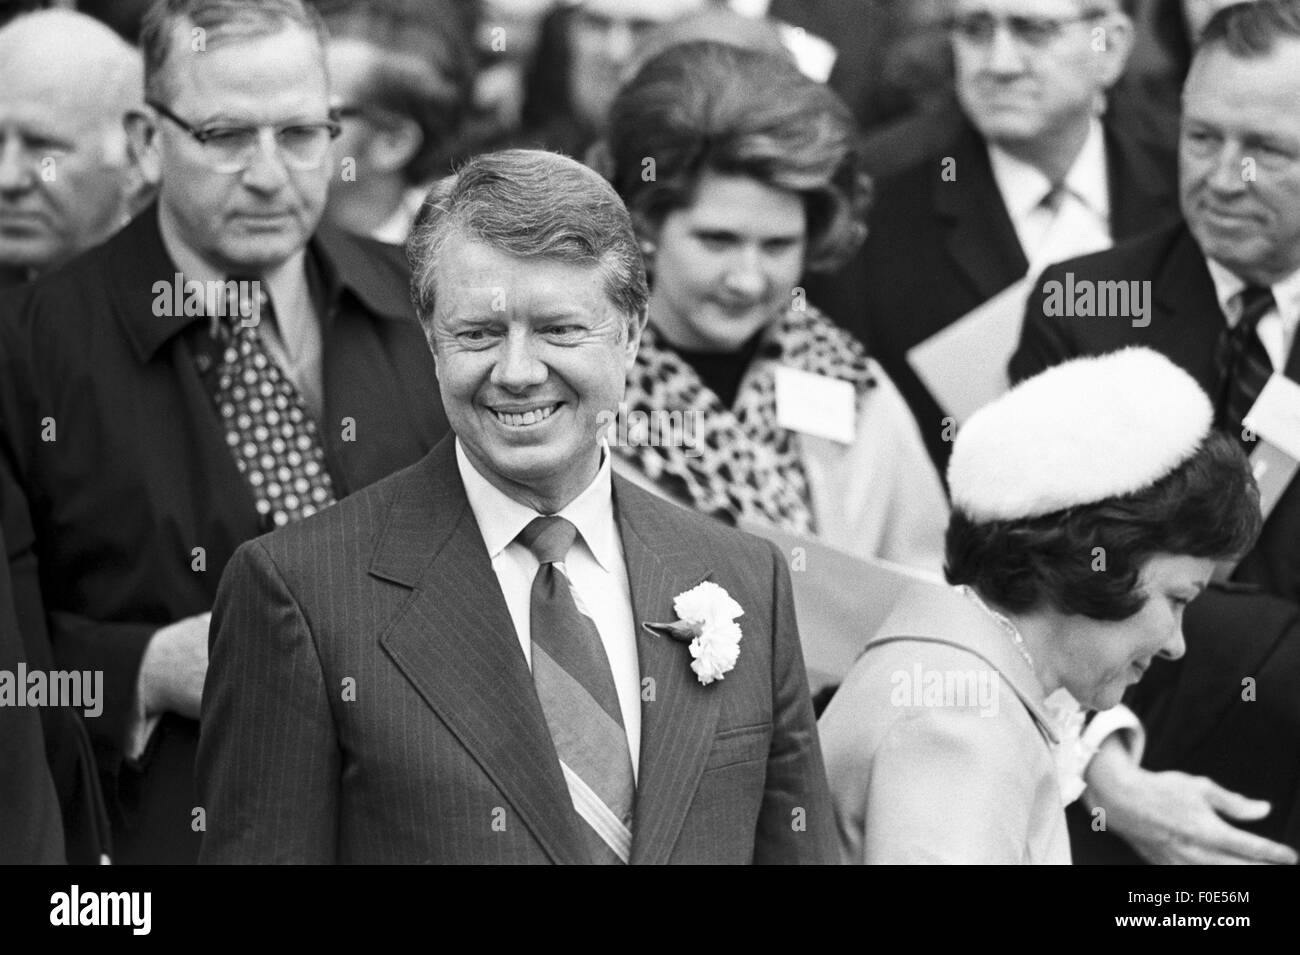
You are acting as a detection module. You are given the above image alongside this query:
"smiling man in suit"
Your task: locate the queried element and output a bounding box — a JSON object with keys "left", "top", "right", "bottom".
{"left": 197, "top": 148, "right": 836, "bottom": 865}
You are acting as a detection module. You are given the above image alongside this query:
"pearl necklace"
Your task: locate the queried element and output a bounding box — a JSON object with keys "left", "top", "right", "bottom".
{"left": 957, "top": 585, "right": 1035, "bottom": 671}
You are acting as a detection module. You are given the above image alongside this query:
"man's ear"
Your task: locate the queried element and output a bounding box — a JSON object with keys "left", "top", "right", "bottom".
{"left": 124, "top": 110, "right": 162, "bottom": 188}
{"left": 623, "top": 306, "right": 649, "bottom": 368}
{"left": 1095, "top": 13, "right": 1136, "bottom": 91}
{"left": 368, "top": 117, "right": 423, "bottom": 176}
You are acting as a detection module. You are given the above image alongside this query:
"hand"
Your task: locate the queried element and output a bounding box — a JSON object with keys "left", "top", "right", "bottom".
{"left": 1085, "top": 737, "right": 1298, "bottom": 865}
{"left": 137, "top": 612, "right": 211, "bottom": 721}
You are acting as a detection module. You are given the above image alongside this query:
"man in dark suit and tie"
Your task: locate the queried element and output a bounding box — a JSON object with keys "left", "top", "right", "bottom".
{"left": 0, "top": 0, "right": 448, "bottom": 864}
{"left": 805, "top": 0, "right": 1178, "bottom": 468}
{"left": 197, "top": 149, "right": 837, "bottom": 864}
{"left": 1012, "top": 0, "right": 1300, "bottom": 864}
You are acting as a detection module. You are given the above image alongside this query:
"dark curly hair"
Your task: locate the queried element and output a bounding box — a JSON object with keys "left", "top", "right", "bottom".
{"left": 945, "top": 429, "right": 1262, "bottom": 621}
{"left": 602, "top": 40, "right": 872, "bottom": 274}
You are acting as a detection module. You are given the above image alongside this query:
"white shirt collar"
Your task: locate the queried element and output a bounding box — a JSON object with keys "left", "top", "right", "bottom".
{"left": 370, "top": 186, "right": 428, "bottom": 246}
{"left": 987, "top": 117, "right": 1111, "bottom": 224}
{"left": 1205, "top": 257, "right": 1300, "bottom": 331}
{"left": 455, "top": 438, "right": 619, "bottom": 573}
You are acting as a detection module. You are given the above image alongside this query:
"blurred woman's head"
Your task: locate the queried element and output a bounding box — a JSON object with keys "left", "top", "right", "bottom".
{"left": 944, "top": 349, "right": 1261, "bottom": 709}
{"left": 603, "top": 41, "right": 870, "bottom": 352}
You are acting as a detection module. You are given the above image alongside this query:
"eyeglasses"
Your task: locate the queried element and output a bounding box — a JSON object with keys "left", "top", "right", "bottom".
{"left": 146, "top": 101, "right": 341, "bottom": 173}
{"left": 949, "top": 10, "right": 1108, "bottom": 48}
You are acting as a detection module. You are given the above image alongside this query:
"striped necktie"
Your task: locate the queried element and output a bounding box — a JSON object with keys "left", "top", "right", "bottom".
{"left": 519, "top": 516, "right": 635, "bottom": 864}
{"left": 1216, "top": 285, "right": 1276, "bottom": 448}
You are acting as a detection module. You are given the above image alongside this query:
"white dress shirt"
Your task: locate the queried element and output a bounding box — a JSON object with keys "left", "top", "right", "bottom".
{"left": 456, "top": 439, "right": 642, "bottom": 780}
{"left": 987, "top": 118, "right": 1114, "bottom": 274}
{"left": 1205, "top": 258, "right": 1300, "bottom": 372}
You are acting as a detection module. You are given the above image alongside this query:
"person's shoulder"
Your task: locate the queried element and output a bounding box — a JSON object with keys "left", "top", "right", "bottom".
{"left": 249, "top": 451, "right": 434, "bottom": 568}
{"left": 313, "top": 223, "right": 418, "bottom": 324}
{"left": 1038, "top": 219, "right": 1188, "bottom": 283}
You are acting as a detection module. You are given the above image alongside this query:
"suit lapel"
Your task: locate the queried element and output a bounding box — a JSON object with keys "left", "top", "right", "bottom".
{"left": 1104, "top": 120, "right": 1177, "bottom": 241}
{"left": 373, "top": 440, "right": 588, "bottom": 864}
{"left": 936, "top": 125, "right": 1029, "bottom": 304}
{"left": 614, "top": 480, "right": 720, "bottom": 865}
{"left": 1152, "top": 229, "right": 1228, "bottom": 394}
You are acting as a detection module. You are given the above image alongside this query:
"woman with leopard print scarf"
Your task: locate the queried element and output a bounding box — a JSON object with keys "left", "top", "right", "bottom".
{"left": 597, "top": 40, "right": 948, "bottom": 574}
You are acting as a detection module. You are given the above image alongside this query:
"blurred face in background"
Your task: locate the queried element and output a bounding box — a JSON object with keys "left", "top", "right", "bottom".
{"left": 567, "top": 0, "right": 703, "bottom": 127}
{"left": 0, "top": 15, "right": 143, "bottom": 273}
{"left": 140, "top": 22, "right": 334, "bottom": 275}
{"left": 951, "top": 0, "right": 1132, "bottom": 148}
{"left": 647, "top": 171, "right": 806, "bottom": 354}
{"left": 1180, "top": 40, "right": 1300, "bottom": 286}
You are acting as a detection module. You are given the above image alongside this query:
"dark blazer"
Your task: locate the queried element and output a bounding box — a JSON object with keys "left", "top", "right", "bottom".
{"left": 197, "top": 438, "right": 837, "bottom": 864}
{"left": 0, "top": 206, "right": 449, "bottom": 864}
{"left": 0, "top": 524, "right": 64, "bottom": 864}
{"left": 1012, "top": 221, "right": 1300, "bottom": 605}
{"left": 805, "top": 117, "right": 1178, "bottom": 468}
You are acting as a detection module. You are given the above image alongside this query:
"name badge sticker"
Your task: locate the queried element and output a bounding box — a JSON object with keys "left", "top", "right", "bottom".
{"left": 774, "top": 365, "right": 856, "bottom": 444}
{"left": 1243, "top": 374, "right": 1300, "bottom": 462}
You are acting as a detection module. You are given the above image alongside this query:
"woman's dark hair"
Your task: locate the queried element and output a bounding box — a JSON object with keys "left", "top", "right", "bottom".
{"left": 945, "top": 429, "right": 1262, "bottom": 621}
{"left": 603, "top": 40, "right": 872, "bottom": 273}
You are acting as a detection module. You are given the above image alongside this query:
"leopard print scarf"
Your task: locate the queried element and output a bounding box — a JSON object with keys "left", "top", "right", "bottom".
{"left": 617, "top": 304, "right": 877, "bottom": 534}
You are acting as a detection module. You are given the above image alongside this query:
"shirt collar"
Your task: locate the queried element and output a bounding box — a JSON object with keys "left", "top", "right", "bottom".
{"left": 111, "top": 204, "right": 416, "bottom": 363}
{"left": 370, "top": 186, "right": 428, "bottom": 246}
{"left": 1205, "top": 257, "right": 1300, "bottom": 334}
{"left": 159, "top": 212, "right": 305, "bottom": 336}
{"left": 455, "top": 437, "right": 619, "bottom": 572}
{"left": 987, "top": 117, "right": 1110, "bottom": 223}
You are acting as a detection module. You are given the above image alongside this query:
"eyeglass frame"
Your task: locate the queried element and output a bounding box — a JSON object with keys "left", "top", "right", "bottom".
{"left": 947, "top": 8, "right": 1112, "bottom": 49}
{"left": 145, "top": 100, "right": 342, "bottom": 172}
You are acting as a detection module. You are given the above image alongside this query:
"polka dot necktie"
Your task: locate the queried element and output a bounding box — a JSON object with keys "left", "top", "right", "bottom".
{"left": 206, "top": 280, "right": 336, "bottom": 530}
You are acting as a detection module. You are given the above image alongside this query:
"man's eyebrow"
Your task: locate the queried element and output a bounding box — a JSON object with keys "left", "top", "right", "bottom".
{"left": 530, "top": 307, "right": 590, "bottom": 321}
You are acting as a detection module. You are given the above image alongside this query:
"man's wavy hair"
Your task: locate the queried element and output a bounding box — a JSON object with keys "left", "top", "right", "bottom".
{"left": 945, "top": 430, "right": 1262, "bottom": 621}
{"left": 140, "top": 0, "right": 328, "bottom": 106}
{"left": 1199, "top": 0, "right": 1300, "bottom": 58}
{"left": 602, "top": 40, "right": 872, "bottom": 274}
{"left": 406, "top": 149, "right": 649, "bottom": 344}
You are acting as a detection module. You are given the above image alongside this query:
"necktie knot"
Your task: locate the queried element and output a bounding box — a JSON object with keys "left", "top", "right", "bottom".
{"left": 1040, "top": 182, "right": 1067, "bottom": 214}
{"left": 222, "top": 276, "right": 272, "bottom": 336}
{"left": 1236, "top": 286, "right": 1275, "bottom": 335}
{"left": 518, "top": 516, "right": 577, "bottom": 565}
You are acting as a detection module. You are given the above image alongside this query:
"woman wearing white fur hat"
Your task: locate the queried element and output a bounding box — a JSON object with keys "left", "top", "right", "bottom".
{"left": 819, "top": 347, "right": 1262, "bottom": 864}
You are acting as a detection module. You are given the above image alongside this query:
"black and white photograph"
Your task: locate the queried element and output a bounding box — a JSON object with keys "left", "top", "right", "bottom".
{"left": 0, "top": 0, "right": 1295, "bottom": 930}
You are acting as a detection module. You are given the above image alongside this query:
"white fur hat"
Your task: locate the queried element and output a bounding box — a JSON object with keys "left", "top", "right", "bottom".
{"left": 948, "top": 348, "right": 1213, "bottom": 522}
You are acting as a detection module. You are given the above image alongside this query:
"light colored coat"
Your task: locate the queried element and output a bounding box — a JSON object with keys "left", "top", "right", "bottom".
{"left": 819, "top": 582, "right": 1071, "bottom": 864}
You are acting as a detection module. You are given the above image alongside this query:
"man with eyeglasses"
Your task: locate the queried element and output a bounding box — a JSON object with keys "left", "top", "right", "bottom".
{"left": 0, "top": 0, "right": 449, "bottom": 864}
{"left": 804, "top": 0, "right": 1178, "bottom": 470}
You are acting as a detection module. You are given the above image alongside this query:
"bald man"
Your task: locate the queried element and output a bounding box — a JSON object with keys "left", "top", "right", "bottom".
{"left": 0, "top": 10, "right": 153, "bottom": 285}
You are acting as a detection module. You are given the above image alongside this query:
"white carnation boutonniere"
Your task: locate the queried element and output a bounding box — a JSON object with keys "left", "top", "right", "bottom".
{"left": 642, "top": 581, "right": 744, "bottom": 685}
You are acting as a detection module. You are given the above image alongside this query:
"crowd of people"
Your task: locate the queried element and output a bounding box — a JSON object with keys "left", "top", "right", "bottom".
{"left": 1, "top": 0, "right": 1297, "bottom": 866}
